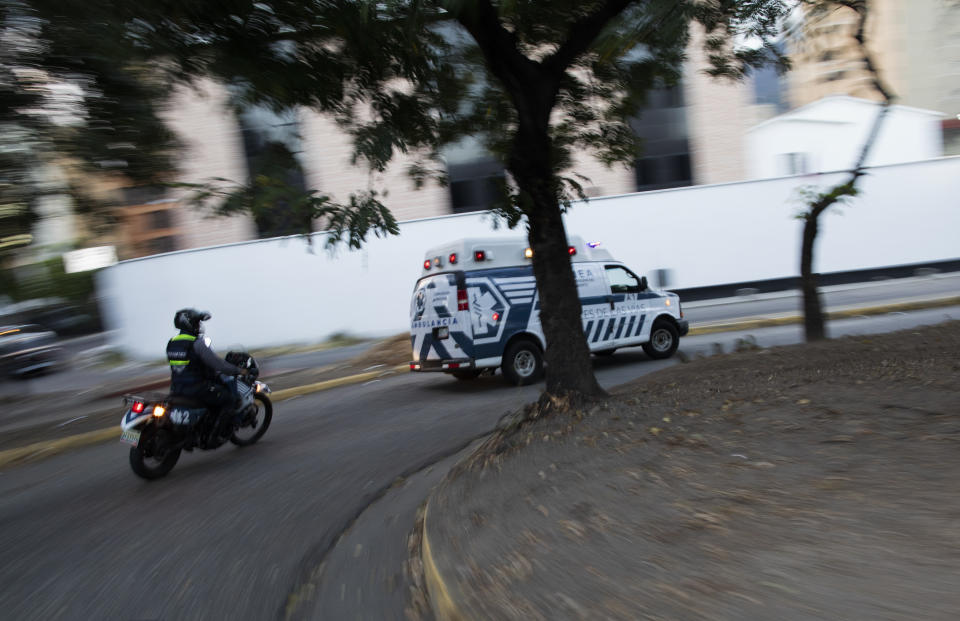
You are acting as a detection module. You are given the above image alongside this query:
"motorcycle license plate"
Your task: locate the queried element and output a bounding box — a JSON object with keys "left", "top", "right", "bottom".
{"left": 120, "top": 429, "right": 141, "bottom": 447}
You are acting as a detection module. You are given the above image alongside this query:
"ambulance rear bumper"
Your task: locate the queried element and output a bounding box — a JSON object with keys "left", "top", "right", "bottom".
{"left": 409, "top": 358, "right": 475, "bottom": 372}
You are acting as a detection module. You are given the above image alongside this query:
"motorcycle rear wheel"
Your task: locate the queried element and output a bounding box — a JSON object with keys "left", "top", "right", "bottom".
{"left": 129, "top": 426, "right": 181, "bottom": 480}
{"left": 230, "top": 395, "right": 272, "bottom": 447}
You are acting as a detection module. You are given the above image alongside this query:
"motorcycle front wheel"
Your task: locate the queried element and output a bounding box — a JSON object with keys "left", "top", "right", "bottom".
{"left": 230, "top": 394, "right": 272, "bottom": 447}
{"left": 129, "top": 425, "right": 181, "bottom": 480}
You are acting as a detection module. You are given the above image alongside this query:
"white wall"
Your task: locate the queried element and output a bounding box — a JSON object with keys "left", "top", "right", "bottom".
{"left": 746, "top": 96, "right": 944, "bottom": 179}
{"left": 98, "top": 156, "right": 960, "bottom": 359}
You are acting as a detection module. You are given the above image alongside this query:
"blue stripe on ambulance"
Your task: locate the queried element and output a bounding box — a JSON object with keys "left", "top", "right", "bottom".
{"left": 614, "top": 317, "right": 627, "bottom": 339}
{"left": 592, "top": 320, "right": 604, "bottom": 343}
{"left": 604, "top": 318, "right": 618, "bottom": 341}
{"left": 623, "top": 315, "right": 636, "bottom": 338}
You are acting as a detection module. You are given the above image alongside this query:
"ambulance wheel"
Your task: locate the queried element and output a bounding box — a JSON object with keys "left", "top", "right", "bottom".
{"left": 502, "top": 339, "right": 543, "bottom": 386}
{"left": 643, "top": 320, "right": 679, "bottom": 359}
{"left": 594, "top": 348, "right": 617, "bottom": 356}
{"left": 452, "top": 369, "right": 481, "bottom": 380}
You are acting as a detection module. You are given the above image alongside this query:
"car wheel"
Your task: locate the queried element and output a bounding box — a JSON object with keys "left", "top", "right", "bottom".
{"left": 501, "top": 339, "right": 543, "bottom": 386}
{"left": 642, "top": 320, "right": 679, "bottom": 359}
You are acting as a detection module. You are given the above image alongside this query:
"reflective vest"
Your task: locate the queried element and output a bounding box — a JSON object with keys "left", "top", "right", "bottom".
{"left": 166, "top": 333, "right": 204, "bottom": 388}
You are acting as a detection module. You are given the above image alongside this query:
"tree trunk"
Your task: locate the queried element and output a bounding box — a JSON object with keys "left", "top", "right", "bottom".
{"left": 798, "top": 0, "right": 893, "bottom": 343}
{"left": 800, "top": 213, "right": 826, "bottom": 341}
{"left": 509, "top": 122, "right": 605, "bottom": 404}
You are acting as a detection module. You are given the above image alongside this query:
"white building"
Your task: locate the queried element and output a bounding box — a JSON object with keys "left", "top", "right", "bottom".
{"left": 745, "top": 95, "right": 944, "bottom": 179}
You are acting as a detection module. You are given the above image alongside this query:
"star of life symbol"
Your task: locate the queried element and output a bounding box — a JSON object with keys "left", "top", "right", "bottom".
{"left": 470, "top": 289, "right": 501, "bottom": 335}
{"left": 414, "top": 289, "right": 426, "bottom": 319}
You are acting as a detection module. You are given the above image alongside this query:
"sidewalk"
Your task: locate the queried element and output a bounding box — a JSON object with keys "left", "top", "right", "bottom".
{"left": 419, "top": 320, "right": 960, "bottom": 620}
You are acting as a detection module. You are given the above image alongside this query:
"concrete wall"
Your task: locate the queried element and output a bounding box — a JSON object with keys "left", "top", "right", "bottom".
{"left": 98, "top": 156, "right": 960, "bottom": 359}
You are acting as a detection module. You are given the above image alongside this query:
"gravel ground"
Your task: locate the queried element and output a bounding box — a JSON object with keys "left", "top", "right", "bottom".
{"left": 425, "top": 320, "right": 960, "bottom": 620}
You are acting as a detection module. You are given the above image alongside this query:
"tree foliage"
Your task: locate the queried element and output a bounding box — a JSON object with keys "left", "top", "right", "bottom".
{"left": 16, "top": 0, "right": 792, "bottom": 404}
{"left": 0, "top": 0, "right": 179, "bottom": 252}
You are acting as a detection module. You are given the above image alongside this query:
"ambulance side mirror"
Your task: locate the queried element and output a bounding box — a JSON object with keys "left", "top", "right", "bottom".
{"left": 640, "top": 276, "right": 648, "bottom": 291}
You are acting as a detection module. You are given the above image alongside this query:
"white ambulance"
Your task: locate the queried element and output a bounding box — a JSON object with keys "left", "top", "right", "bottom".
{"left": 409, "top": 236, "right": 689, "bottom": 385}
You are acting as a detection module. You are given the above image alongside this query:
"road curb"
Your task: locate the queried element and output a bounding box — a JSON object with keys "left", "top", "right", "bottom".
{"left": 687, "top": 295, "right": 960, "bottom": 336}
{"left": 270, "top": 364, "right": 409, "bottom": 400}
{"left": 0, "top": 364, "right": 410, "bottom": 470}
{"left": 0, "top": 427, "right": 119, "bottom": 469}
{"left": 421, "top": 500, "right": 466, "bottom": 621}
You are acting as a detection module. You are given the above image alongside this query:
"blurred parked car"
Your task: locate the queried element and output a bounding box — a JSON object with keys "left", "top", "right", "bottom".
{"left": 0, "top": 298, "right": 101, "bottom": 337}
{"left": 0, "top": 324, "right": 64, "bottom": 378}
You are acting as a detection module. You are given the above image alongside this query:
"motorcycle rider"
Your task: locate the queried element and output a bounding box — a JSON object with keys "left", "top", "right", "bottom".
{"left": 166, "top": 309, "right": 248, "bottom": 434}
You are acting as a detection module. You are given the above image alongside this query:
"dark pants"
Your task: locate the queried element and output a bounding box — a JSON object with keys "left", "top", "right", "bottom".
{"left": 172, "top": 380, "right": 234, "bottom": 412}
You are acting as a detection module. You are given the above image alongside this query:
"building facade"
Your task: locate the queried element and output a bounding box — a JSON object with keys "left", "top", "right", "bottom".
{"left": 104, "top": 28, "right": 757, "bottom": 258}
{"left": 745, "top": 96, "right": 944, "bottom": 179}
{"left": 784, "top": 0, "right": 960, "bottom": 123}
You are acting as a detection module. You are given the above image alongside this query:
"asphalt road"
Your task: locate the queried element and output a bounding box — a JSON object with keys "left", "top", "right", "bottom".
{"left": 0, "top": 341, "right": 375, "bottom": 400}
{"left": 3, "top": 272, "right": 957, "bottom": 401}
{"left": 1, "top": 305, "right": 958, "bottom": 620}
{"left": 683, "top": 272, "right": 960, "bottom": 324}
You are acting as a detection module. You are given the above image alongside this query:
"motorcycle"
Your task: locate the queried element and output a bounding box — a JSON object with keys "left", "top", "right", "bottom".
{"left": 119, "top": 352, "right": 272, "bottom": 479}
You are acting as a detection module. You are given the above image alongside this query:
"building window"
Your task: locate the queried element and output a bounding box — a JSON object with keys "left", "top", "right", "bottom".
{"left": 781, "top": 152, "right": 809, "bottom": 175}
{"left": 147, "top": 236, "right": 177, "bottom": 254}
{"left": 122, "top": 186, "right": 167, "bottom": 206}
{"left": 237, "top": 105, "right": 309, "bottom": 238}
{"left": 635, "top": 153, "right": 693, "bottom": 190}
{"left": 447, "top": 159, "right": 506, "bottom": 214}
{"left": 149, "top": 209, "right": 173, "bottom": 230}
{"left": 631, "top": 82, "right": 693, "bottom": 192}
{"left": 443, "top": 136, "right": 506, "bottom": 214}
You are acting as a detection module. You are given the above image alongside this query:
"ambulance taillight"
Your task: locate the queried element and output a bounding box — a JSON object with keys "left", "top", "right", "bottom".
{"left": 457, "top": 288, "right": 469, "bottom": 311}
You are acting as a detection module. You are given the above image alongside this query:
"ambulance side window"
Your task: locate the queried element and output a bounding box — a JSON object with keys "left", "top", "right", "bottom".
{"left": 605, "top": 265, "right": 642, "bottom": 294}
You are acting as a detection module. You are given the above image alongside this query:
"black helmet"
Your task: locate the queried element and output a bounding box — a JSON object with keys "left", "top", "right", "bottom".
{"left": 174, "top": 308, "right": 211, "bottom": 335}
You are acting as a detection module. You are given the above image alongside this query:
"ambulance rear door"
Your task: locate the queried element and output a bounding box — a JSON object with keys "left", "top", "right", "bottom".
{"left": 410, "top": 271, "right": 474, "bottom": 367}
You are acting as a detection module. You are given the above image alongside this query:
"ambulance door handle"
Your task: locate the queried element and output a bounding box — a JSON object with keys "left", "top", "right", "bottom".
{"left": 606, "top": 295, "right": 615, "bottom": 310}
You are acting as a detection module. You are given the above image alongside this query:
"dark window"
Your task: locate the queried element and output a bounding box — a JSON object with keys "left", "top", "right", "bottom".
{"left": 237, "top": 106, "right": 308, "bottom": 238}
{"left": 148, "top": 236, "right": 177, "bottom": 254}
{"left": 149, "top": 210, "right": 172, "bottom": 230}
{"left": 635, "top": 157, "right": 657, "bottom": 187}
{"left": 630, "top": 82, "right": 693, "bottom": 192}
{"left": 122, "top": 186, "right": 167, "bottom": 205}
{"left": 634, "top": 153, "right": 693, "bottom": 191}
{"left": 447, "top": 158, "right": 506, "bottom": 214}
{"left": 665, "top": 154, "right": 692, "bottom": 183}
